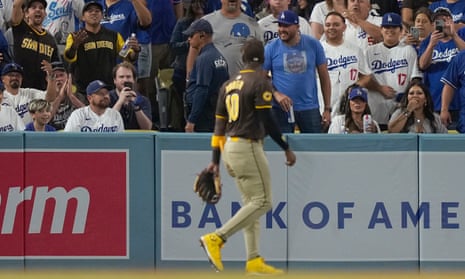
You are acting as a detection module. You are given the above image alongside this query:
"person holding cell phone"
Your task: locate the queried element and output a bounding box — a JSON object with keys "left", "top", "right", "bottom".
{"left": 418, "top": 7, "right": 465, "bottom": 131}
{"left": 109, "top": 61, "right": 153, "bottom": 130}
{"left": 402, "top": 8, "right": 433, "bottom": 50}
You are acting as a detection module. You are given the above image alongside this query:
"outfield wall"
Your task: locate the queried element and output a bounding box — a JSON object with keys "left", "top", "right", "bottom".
{"left": 0, "top": 133, "right": 464, "bottom": 270}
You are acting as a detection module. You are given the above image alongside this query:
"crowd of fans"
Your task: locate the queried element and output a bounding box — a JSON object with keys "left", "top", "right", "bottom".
{"left": 0, "top": 0, "right": 463, "bottom": 134}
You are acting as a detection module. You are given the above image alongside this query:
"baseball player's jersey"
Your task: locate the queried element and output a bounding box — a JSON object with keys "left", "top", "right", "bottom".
{"left": 366, "top": 43, "right": 423, "bottom": 124}
{"left": 0, "top": 106, "right": 25, "bottom": 132}
{"left": 440, "top": 50, "right": 465, "bottom": 133}
{"left": 319, "top": 39, "right": 371, "bottom": 116}
{"left": 1, "top": 88, "right": 46, "bottom": 124}
{"left": 216, "top": 69, "right": 273, "bottom": 140}
{"left": 258, "top": 14, "right": 313, "bottom": 44}
{"left": 64, "top": 106, "right": 125, "bottom": 132}
{"left": 203, "top": 11, "right": 264, "bottom": 76}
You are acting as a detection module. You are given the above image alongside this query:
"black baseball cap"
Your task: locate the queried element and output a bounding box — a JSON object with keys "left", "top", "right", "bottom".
{"left": 26, "top": 0, "right": 47, "bottom": 9}
{"left": 51, "top": 61, "right": 66, "bottom": 72}
{"left": 82, "top": 1, "right": 103, "bottom": 15}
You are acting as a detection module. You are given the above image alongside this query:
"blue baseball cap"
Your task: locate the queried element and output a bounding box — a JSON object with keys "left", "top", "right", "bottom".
{"left": 348, "top": 87, "right": 368, "bottom": 102}
{"left": 1, "top": 63, "right": 24, "bottom": 76}
{"left": 381, "top": 13, "right": 402, "bottom": 28}
{"left": 183, "top": 19, "right": 213, "bottom": 37}
{"left": 273, "top": 10, "right": 299, "bottom": 25}
{"left": 86, "top": 80, "right": 112, "bottom": 96}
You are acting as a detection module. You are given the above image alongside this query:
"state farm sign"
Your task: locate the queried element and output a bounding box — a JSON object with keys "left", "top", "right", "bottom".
{"left": 0, "top": 151, "right": 128, "bottom": 258}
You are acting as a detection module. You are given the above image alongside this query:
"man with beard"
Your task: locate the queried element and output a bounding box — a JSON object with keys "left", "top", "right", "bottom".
{"left": 48, "top": 61, "right": 85, "bottom": 130}
{"left": 186, "top": 0, "right": 263, "bottom": 77}
{"left": 9, "top": 0, "right": 60, "bottom": 90}
{"left": 264, "top": 10, "right": 331, "bottom": 133}
{"left": 0, "top": 62, "right": 56, "bottom": 125}
{"left": 64, "top": 80, "right": 124, "bottom": 132}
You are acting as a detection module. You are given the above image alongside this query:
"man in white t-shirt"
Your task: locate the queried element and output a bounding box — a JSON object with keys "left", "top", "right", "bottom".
{"left": 64, "top": 80, "right": 124, "bottom": 132}
{"left": 258, "top": 0, "right": 313, "bottom": 44}
{"left": 319, "top": 11, "right": 372, "bottom": 117}
{"left": 0, "top": 62, "right": 55, "bottom": 124}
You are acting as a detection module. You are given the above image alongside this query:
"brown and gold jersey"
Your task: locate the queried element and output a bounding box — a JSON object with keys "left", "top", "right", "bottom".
{"left": 216, "top": 69, "right": 273, "bottom": 140}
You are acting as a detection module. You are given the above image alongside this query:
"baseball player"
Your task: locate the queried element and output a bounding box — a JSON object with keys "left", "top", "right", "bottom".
{"left": 64, "top": 80, "right": 124, "bottom": 132}
{"left": 365, "top": 13, "right": 422, "bottom": 129}
{"left": 200, "top": 38, "right": 296, "bottom": 275}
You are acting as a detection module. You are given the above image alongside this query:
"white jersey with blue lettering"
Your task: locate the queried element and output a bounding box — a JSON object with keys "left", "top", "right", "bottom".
{"left": 0, "top": 106, "right": 25, "bottom": 132}
{"left": 64, "top": 106, "right": 125, "bottom": 132}
{"left": 319, "top": 39, "right": 371, "bottom": 117}
{"left": 343, "top": 13, "right": 382, "bottom": 54}
{"left": 1, "top": 88, "right": 46, "bottom": 124}
{"left": 366, "top": 42, "right": 423, "bottom": 125}
{"left": 258, "top": 13, "right": 313, "bottom": 44}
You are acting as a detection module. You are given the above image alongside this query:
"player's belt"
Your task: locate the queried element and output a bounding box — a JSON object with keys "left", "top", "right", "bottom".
{"left": 227, "top": 137, "right": 262, "bottom": 143}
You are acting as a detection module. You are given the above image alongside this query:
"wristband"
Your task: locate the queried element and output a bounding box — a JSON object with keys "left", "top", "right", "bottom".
{"left": 211, "top": 135, "right": 225, "bottom": 148}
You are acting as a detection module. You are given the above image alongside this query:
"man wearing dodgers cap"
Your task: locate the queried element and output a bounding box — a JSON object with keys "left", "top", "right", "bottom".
{"left": 263, "top": 10, "right": 332, "bottom": 133}
{"left": 365, "top": 12, "right": 422, "bottom": 130}
{"left": 64, "top": 80, "right": 124, "bottom": 132}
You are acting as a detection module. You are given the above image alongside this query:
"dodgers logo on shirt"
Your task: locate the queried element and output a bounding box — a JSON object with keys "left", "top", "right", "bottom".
{"left": 230, "top": 23, "right": 251, "bottom": 38}
{"left": 284, "top": 51, "right": 307, "bottom": 74}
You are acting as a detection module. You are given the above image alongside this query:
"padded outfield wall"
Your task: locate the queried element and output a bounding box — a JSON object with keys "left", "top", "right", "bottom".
{"left": 0, "top": 133, "right": 464, "bottom": 271}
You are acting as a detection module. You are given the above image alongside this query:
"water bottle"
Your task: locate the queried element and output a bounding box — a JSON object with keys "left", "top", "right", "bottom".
{"left": 119, "top": 33, "right": 136, "bottom": 58}
{"left": 363, "top": 114, "right": 372, "bottom": 133}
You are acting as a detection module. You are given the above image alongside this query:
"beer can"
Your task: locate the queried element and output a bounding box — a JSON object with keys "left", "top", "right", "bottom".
{"left": 363, "top": 114, "right": 372, "bottom": 133}
{"left": 287, "top": 105, "right": 295, "bottom": 123}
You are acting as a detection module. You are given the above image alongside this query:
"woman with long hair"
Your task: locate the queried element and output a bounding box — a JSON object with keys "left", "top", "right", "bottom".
{"left": 329, "top": 84, "right": 380, "bottom": 133}
{"left": 388, "top": 80, "right": 448, "bottom": 133}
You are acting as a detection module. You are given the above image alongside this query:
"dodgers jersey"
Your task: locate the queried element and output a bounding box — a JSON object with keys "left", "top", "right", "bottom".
{"left": 1, "top": 88, "right": 46, "bottom": 124}
{"left": 258, "top": 14, "right": 313, "bottom": 44}
{"left": 64, "top": 106, "right": 125, "bottom": 132}
{"left": 440, "top": 50, "right": 465, "bottom": 133}
{"left": 418, "top": 28, "right": 465, "bottom": 111}
{"left": 319, "top": 39, "right": 371, "bottom": 116}
{"left": 367, "top": 43, "right": 423, "bottom": 124}
{"left": 344, "top": 14, "right": 382, "bottom": 54}
{"left": 0, "top": 106, "right": 25, "bottom": 132}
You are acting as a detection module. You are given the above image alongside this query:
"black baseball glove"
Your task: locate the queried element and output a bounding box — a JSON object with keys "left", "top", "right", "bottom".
{"left": 193, "top": 169, "right": 222, "bottom": 204}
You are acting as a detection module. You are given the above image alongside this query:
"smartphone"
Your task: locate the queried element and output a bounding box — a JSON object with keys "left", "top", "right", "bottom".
{"left": 435, "top": 19, "right": 444, "bottom": 33}
{"left": 410, "top": 26, "right": 420, "bottom": 40}
{"left": 123, "top": 81, "right": 134, "bottom": 90}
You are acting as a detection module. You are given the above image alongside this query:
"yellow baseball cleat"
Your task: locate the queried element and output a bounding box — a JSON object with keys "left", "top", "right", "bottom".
{"left": 199, "top": 233, "right": 224, "bottom": 272}
{"left": 245, "top": 257, "right": 284, "bottom": 276}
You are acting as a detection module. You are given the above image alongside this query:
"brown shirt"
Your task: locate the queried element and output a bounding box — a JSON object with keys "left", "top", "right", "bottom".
{"left": 216, "top": 69, "right": 273, "bottom": 140}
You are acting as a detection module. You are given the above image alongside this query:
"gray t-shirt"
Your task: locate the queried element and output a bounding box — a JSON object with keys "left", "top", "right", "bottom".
{"left": 203, "top": 11, "right": 264, "bottom": 76}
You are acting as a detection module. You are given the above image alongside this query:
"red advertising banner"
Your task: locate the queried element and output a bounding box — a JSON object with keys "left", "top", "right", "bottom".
{"left": 0, "top": 151, "right": 128, "bottom": 258}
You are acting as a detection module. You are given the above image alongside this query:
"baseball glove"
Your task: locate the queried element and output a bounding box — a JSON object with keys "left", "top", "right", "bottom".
{"left": 193, "top": 169, "right": 222, "bottom": 204}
